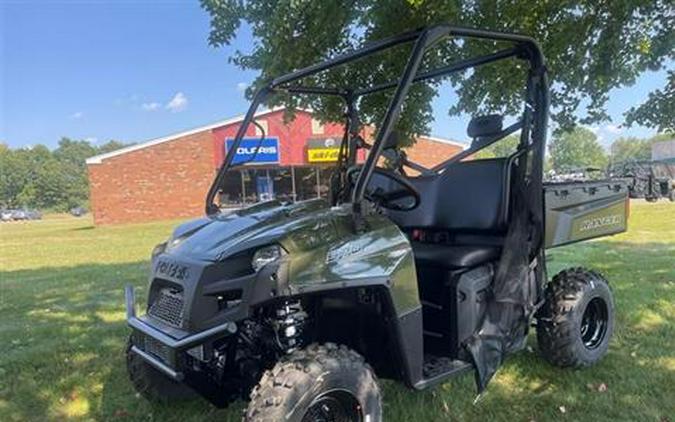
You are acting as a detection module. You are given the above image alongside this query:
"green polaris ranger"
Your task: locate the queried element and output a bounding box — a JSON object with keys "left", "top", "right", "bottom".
{"left": 124, "top": 25, "right": 629, "bottom": 421}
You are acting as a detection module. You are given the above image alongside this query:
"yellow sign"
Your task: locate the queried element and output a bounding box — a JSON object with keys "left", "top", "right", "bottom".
{"left": 307, "top": 148, "right": 340, "bottom": 162}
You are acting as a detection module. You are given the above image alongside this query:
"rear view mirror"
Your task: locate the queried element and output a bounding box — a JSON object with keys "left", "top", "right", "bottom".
{"left": 468, "top": 114, "right": 503, "bottom": 141}
{"left": 382, "top": 131, "right": 399, "bottom": 150}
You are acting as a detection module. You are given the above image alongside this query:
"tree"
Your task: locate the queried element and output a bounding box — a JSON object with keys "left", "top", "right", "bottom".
{"left": 474, "top": 134, "right": 520, "bottom": 159}
{"left": 609, "top": 137, "right": 651, "bottom": 164}
{"left": 201, "top": 0, "right": 674, "bottom": 139}
{"left": 0, "top": 138, "right": 128, "bottom": 210}
{"left": 625, "top": 70, "right": 675, "bottom": 133}
{"left": 549, "top": 127, "right": 608, "bottom": 171}
{"left": 609, "top": 132, "right": 674, "bottom": 164}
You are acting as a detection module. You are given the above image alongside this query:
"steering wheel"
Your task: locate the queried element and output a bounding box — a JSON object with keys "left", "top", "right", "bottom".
{"left": 346, "top": 166, "right": 421, "bottom": 211}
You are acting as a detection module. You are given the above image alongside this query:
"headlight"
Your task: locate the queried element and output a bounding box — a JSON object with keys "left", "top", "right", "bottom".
{"left": 151, "top": 241, "right": 167, "bottom": 259}
{"left": 252, "top": 245, "right": 283, "bottom": 272}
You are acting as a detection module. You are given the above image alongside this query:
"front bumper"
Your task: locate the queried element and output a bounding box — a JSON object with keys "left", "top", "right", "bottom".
{"left": 125, "top": 285, "right": 236, "bottom": 381}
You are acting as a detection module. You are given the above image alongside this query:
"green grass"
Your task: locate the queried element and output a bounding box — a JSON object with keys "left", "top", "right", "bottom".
{"left": 1, "top": 202, "right": 674, "bottom": 421}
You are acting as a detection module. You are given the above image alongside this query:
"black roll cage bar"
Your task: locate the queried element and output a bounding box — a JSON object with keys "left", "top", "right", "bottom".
{"left": 205, "top": 24, "right": 549, "bottom": 221}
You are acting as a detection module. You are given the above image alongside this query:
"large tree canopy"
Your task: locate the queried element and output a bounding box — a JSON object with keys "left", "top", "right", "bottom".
{"left": 201, "top": 0, "right": 673, "bottom": 139}
{"left": 0, "top": 138, "right": 127, "bottom": 210}
{"left": 549, "top": 127, "right": 608, "bottom": 172}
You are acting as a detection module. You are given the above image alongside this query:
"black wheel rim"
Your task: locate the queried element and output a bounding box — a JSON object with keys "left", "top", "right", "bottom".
{"left": 302, "top": 390, "right": 362, "bottom": 422}
{"left": 580, "top": 297, "right": 609, "bottom": 349}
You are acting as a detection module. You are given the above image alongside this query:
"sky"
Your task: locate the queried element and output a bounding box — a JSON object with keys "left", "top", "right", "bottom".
{"left": 0, "top": 0, "right": 671, "bottom": 150}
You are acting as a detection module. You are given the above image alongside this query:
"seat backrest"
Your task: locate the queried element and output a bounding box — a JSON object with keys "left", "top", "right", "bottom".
{"left": 387, "top": 157, "right": 511, "bottom": 233}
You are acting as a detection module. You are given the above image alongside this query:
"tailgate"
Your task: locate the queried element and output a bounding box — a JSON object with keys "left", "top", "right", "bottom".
{"left": 544, "top": 179, "right": 629, "bottom": 248}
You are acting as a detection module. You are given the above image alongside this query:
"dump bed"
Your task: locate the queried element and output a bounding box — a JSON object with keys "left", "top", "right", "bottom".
{"left": 544, "top": 179, "right": 629, "bottom": 248}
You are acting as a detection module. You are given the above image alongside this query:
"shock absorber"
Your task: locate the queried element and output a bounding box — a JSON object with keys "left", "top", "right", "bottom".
{"left": 274, "top": 300, "right": 307, "bottom": 353}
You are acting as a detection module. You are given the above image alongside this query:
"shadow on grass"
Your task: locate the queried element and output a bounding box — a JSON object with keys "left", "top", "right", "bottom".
{"left": 70, "top": 225, "right": 96, "bottom": 231}
{"left": 0, "top": 240, "right": 673, "bottom": 421}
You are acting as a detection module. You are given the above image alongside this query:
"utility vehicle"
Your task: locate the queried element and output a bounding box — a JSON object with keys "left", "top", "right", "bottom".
{"left": 125, "top": 25, "right": 628, "bottom": 421}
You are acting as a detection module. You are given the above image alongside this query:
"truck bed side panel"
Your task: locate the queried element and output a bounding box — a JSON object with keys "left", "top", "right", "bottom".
{"left": 544, "top": 180, "right": 629, "bottom": 248}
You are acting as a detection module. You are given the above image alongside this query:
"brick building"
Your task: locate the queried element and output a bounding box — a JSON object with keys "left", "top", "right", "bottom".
{"left": 86, "top": 108, "right": 464, "bottom": 225}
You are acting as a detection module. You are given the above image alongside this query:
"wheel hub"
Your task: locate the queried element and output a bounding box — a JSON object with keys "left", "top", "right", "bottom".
{"left": 302, "top": 390, "right": 362, "bottom": 422}
{"left": 580, "top": 297, "right": 609, "bottom": 349}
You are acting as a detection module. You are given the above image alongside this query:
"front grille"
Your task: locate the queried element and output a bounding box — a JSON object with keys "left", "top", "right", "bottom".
{"left": 148, "top": 287, "right": 184, "bottom": 328}
{"left": 143, "top": 335, "right": 171, "bottom": 363}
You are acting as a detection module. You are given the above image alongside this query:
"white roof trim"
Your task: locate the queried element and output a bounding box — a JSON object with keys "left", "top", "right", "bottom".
{"left": 416, "top": 135, "right": 467, "bottom": 149}
{"left": 86, "top": 106, "right": 290, "bottom": 164}
{"left": 86, "top": 106, "right": 465, "bottom": 164}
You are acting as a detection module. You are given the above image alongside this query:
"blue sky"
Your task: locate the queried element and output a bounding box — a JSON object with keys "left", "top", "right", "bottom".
{"left": 0, "top": 1, "right": 670, "bottom": 150}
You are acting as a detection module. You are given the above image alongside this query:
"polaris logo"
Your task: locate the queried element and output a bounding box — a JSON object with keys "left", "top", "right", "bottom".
{"left": 579, "top": 215, "right": 621, "bottom": 232}
{"left": 235, "top": 146, "right": 277, "bottom": 155}
{"left": 326, "top": 242, "right": 363, "bottom": 263}
{"left": 155, "top": 260, "right": 190, "bottom": 280}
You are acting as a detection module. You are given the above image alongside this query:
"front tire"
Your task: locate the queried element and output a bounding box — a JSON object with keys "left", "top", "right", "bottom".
{"left": 536, "top": 268, "right": 614, "bottom": 367}
{"left": 125, "top": 337, "right": 196, "bottom": 403}
{"left": 245, "top": 343, "right": 381, "bottom": 422}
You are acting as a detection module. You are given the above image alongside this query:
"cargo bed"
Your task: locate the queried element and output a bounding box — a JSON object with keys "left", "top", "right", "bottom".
{"left": 544, "top": 179, "right": 629, "bottom": 248}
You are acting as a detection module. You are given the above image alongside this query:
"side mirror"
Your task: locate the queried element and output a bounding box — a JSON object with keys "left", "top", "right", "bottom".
{"left": 468, "top": 114, "right": 503, "bottom": 142}
{"left": 382, "top": 131, "right": 399, "bottom": 150}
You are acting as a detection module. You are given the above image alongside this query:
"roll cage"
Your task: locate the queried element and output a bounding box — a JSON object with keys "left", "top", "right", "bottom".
{"left": 205, "top": 24, "right": 549, "bottom": 228}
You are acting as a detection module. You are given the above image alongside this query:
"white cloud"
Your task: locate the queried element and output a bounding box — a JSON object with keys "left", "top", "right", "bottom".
{"left": 604, "top": 124, "right": 622, "bottom": 134}
{"left": 236, "top": 82, "right": 248, "bottom": 92}
{"left": 142, "top": 102, "right": 161, "bottom": 111}
{"left": 70, "top": 111, "right": 84, "bottom": 119}
{"left": 166, "top": 92, "right": 188, "bottom": 112}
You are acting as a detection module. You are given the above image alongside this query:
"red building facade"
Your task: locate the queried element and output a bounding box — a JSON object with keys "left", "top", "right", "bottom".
{"left": 87, "top": 108, "right": 464, "bottom": 225}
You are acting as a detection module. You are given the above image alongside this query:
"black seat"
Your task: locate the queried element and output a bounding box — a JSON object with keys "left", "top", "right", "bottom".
{"left": 383, "top": 157, "right": 514, "bottom": 270}
{"left": 411, "top": 242, "right": 501, "bottom": 269}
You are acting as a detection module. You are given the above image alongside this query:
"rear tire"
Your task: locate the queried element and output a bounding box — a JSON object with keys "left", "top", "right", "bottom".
{"left": 536, "top": 268, "right": 614, "bottom": 367}
{"left": 125, "top": 337, "right": 196, "bottom": 403}
{"left": 245, "top": 343, "right": 381, "bottom": 422}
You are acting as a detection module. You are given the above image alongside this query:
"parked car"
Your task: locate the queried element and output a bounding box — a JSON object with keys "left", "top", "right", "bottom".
{"left": 25, "top": 209, "right": 42, "bottom": 220}
{"left": 0, "top": 209, "right": 13, "bottom": 222}
{"left": 0, "top": 208, "right": 42, "bottom": 221}
{"left": 70, "top": 207, "right": 87, "bottom": 217}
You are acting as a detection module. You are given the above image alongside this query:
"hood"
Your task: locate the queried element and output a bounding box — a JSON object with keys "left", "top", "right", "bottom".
{"left": 164, "top": 199, "right": 346, "bottom": 261}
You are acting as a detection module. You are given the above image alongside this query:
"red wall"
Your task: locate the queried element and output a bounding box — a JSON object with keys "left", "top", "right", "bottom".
{"left": 211, "top": 110, "right": 345, "bottom": 168}
{"left": 87, "top": 109, "right": 463, "bottom": 225}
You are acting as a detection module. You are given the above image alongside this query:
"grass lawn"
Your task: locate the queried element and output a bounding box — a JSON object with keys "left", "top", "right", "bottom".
{"left": 1, "top": 201, "right": 673, "bottom": 421}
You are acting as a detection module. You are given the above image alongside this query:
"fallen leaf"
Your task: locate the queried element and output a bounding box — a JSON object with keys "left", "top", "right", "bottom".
{"left": 442, "top": 400, "right": 450, "bottom": 414}
{"left": 113, "top": 409, "right": 130, "bottom": 418}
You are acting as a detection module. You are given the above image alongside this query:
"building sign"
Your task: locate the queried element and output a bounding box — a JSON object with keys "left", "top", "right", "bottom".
{"left": 307, "top": 137, "right": 341, "bottom": 163}
{"left": 225, "top": 137, "right": 280, "bottom": 165}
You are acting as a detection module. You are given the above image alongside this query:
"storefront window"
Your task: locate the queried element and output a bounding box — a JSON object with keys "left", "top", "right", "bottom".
{"left": 270, "top": 167, "right": 294, "bottom": 202}
{"left": 294, "top": 167, "right": 319, "bottom": 200}
{"left": 218, "top": 165, "right": 336, "bottom": 206}
{"left": 318, "top": 166, "right": 334, "bottom": 199}
{"left": 218, "top": 171, "right": 243, "bottom": 207}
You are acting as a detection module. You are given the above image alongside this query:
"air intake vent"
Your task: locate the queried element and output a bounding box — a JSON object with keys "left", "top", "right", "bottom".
{"left": 148, "top": 287, "right": 184, "bottom": 328}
